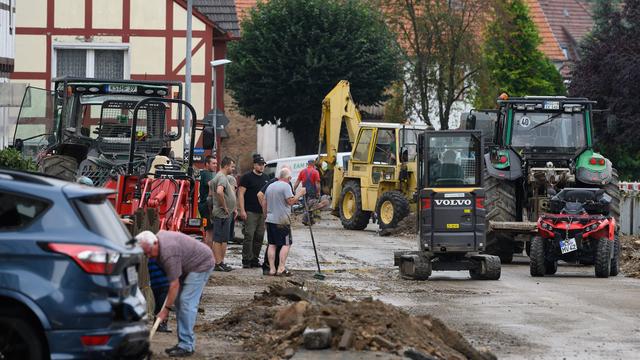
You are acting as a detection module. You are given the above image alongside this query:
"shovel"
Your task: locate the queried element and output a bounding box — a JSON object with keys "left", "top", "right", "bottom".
{"left": 303, "top": 196, "right": 325, "bottom": 280}
{"left": 149, "top": 297, "right": 168, "bottom": 341}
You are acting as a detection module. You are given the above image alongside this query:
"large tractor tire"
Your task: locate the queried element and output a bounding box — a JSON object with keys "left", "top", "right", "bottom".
{"left": 529, "top": 236, "right": 546, "bottom": 277}
{"left": 595, "top": 237, "right": 612, "bottom": 278}
{"left": 339, "top": 181, "right": 371, "bottom": 230}
{"left": 376, "top": 191, "right": 410, "bottom": 229}
{"left": 484, "top": 172, "right": 517, "bottom": 264}
{"left": 39, "top": 155, "right": 78, "bottom": 182}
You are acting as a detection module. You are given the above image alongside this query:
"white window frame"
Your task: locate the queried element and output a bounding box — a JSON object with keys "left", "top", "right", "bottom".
{"left": 52, "top": 42, "right": 131, "bottom": 80}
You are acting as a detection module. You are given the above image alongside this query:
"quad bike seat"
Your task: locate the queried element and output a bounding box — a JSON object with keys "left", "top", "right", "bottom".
{"left": 549, "top": 188, "right": 611, "bottom": 215}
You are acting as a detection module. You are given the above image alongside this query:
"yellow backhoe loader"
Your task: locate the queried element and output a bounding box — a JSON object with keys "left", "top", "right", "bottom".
{"left": 317, "top": 80, "right": 428, "bottom": 230}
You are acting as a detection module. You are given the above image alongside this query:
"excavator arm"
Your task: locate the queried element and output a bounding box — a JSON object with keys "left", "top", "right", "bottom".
{"left": 316, "top": 80, "right": 361, "bottom": 168}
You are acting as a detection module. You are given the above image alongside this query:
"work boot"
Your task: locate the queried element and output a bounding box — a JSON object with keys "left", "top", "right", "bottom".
{"left": 157, "top": 320, "right": 171, "bottom": 333}
{"left": 166, "top": 347, "right": 194, "bottom": 357}
{"left": 215, "top": 263, "right": 233, "bottom": 272}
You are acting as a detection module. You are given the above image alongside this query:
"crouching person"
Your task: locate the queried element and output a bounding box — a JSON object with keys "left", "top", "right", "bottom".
{"left": 136, "top": 230, "right": 215, "bottom": 357}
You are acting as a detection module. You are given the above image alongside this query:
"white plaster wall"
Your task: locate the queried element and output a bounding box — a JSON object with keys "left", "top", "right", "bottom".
{"left": 257, "top": 123, "right": 296, "bottom": 161}
{"left": 55, "top": 0, "right": 85, "bottom": 28}
{"left": 129, "top": 36, "right": 165, "bottom": 75}
{"left": 130, "top": 0, "right": 165, "bottom": 30}
{"left": 15, "top": 0, "right": 46, "bottom": 28}
{"left": 93, "top": 0, "right": 123, "bottom": 29}
{"left": 14, "top": 35, "right": 46, "bottom": 72}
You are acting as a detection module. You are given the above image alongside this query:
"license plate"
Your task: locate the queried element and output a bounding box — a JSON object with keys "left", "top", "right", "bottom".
{"left": 126, "top": 266, "right": 138, "bottom": 284}
{"left": 544, "top": 101, "right": 560, "bottom": 110}
{"left": 108, "top": 84, "right": 138, "bottom": 94}
{"left": 446, "top": 223, "right": 460, "bottom": 229}
{"left": 560, "top": 238, "right": 578, "bottom": 254}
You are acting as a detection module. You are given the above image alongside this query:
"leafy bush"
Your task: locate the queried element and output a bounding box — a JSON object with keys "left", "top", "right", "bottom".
{"left": 0, "top": 148, "right": 37, "bottom": 171}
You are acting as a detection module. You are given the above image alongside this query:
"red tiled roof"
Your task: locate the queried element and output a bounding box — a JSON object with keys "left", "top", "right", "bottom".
{"left": 524, "top": 0, "right": 566, "bottom": 61}
{"left": 235, "top": 0, "right": 258, "bottom": 20}
{"left": 233, "top": 0, "right": 571, "bottom": 63}
{"left": 538, "top": 0, "right": 594, "bottom": 48}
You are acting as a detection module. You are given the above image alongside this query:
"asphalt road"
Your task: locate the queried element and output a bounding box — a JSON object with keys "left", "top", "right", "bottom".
{"left": 283, "top": 216, "right": 640, "bottom": 360}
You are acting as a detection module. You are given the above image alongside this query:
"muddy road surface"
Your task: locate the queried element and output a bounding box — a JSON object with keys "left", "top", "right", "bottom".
{"left": 151, "top": 216, "right": 640, "bottom": 359}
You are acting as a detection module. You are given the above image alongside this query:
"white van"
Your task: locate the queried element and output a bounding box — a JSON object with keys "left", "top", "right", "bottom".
{"left": 265, "top": 152, "right": 351, "bottom": 181}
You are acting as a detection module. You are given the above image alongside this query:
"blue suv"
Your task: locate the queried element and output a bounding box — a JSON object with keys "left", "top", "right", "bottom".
{"left": 0, "top": 169, "right": 149, "bottom": 359}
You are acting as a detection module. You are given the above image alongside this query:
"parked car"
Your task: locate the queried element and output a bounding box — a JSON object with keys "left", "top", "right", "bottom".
{"left": 0, "top": 169, "right": 149, "bottom": 359}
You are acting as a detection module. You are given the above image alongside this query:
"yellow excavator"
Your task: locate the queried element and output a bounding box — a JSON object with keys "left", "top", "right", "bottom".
{"left": 316, "top": 80, "right": 428, "bottom": 230}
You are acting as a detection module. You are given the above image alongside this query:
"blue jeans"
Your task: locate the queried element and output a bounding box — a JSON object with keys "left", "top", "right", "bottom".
{"left": 175, "top": 269, "right": 213, "bottom": 352}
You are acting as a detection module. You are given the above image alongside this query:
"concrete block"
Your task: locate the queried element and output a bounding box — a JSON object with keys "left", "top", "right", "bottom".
{"left": 303, "top": 326, "right": 332, "bottom": 350}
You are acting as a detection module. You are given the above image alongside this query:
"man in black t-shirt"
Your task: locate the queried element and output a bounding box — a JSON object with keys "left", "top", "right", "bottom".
{"left": 238, "top": 154, "right": 270, "bottom": 268}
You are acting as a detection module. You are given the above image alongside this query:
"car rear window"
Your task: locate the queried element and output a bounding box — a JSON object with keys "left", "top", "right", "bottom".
{"left": 74, "top": 196, "right": 130, "bottom": 246}
{"left": 0, "top": 192, "right": 50, "bottom": 230}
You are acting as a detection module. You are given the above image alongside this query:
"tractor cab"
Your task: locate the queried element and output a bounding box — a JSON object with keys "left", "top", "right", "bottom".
{"left": 12, "top": 78, "right": 186, "bottom": 185}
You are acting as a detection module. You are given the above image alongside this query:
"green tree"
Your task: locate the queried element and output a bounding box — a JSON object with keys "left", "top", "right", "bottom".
{"left": 571, "top": 0, "right": 640, "bottom": 179}
{"left": 383, "top": 0, "right": 487, "bottom": 129}
{"left": 227, "top": 0, "right": 401, "bottom": 154}
{"left": 475, "top": 0, "right": 565, "bottom": 108}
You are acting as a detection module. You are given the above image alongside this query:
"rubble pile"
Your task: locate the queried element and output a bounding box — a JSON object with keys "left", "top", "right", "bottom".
{"left": 379, "top": 213, "right": 417, "bottom": 237}
{"left": 198, "top": 284, "right": 495, "bottom": 360}
{"left": 621, "top": 235, "right": 640, "bottom": 278}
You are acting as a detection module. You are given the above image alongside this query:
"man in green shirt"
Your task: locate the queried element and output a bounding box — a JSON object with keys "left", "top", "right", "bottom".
{"left": 199, "top": 155, "right": 217, "bottom": 247}
{"left": 209, "top": 156, "right": 237, "bottom": 271}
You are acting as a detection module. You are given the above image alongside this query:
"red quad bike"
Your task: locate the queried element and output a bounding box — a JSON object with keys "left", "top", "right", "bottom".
{"left": 531, "top": 188, "right": 620, "bottom": 278}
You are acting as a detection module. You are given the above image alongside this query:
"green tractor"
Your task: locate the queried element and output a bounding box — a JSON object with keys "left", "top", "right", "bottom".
{"left": 466, "top": 95, "right": 620, "bottom": 263}
{"left": 12, "top": 77, "right": 186, "bottom": 185}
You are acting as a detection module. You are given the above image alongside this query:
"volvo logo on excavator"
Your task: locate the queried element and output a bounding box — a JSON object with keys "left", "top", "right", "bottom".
{"left": 434, "top": 199, "right": 472, "bottom": 206}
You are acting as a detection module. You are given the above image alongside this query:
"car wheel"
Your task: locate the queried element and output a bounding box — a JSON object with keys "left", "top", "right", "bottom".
{"left": 595, "top": 237, "right": 612, "bottom": 278}
{"left": 529, "top": 236, "right": 546, "bottom": 277}
{"left": 0, "top": 313, "right": 45, "bottom": 360}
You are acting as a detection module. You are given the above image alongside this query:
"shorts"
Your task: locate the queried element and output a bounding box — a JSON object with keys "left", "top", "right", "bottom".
{"left": 212, "top": 217, "right": 232, "bottom": 243}
{"left": 199, "top": 203, "right": 212, "bottom": 230}
{"left": 266, "top": 223, "right": 292, "bottom": 247}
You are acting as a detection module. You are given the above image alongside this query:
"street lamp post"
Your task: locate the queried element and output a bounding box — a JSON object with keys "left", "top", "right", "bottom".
{"left": 210, "top": 59, "right": 232, "bottom": 154}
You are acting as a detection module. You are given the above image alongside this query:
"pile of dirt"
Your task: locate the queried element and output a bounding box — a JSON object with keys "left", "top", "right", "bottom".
{"left": 621, "top": 235, "right": 640, "bottom": 278}
{"left": 379, "top": 213, "right": 417, "bottom": 237}
{"left": 197, "top": 284, "right": 495, "bottom": 360}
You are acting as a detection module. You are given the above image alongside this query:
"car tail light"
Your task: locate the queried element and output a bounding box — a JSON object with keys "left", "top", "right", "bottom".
{"left": 81, "top": 335, "right": 110, "bottom": 346}
{"left": 475, "top": 197, "right": 485, "bottom": 209}
{"left": 499, "top": 155, "right": 508, "bottom": 164}
{"left": 421, "top": 198, "right": 431, "bottom": 209}
{"left": 47, "top": 243, "right": 120, "bottom": 275}
{"left": 599, "top": 159, "right": 605, "bottom": 165}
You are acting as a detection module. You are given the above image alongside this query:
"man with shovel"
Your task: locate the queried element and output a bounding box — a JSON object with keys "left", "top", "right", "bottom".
{"left": 265, "top": 167, "right": 306, "bottom": 276}
{"left": 136, "top": 230, "right": 214, "bottom": 357}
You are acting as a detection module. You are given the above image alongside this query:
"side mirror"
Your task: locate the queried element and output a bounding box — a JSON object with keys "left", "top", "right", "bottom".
{"left": 203, "top": 127, "right": 215, "bottom": 149}
{"left": 466, "top": 113, "right": 477, "bottom": 130}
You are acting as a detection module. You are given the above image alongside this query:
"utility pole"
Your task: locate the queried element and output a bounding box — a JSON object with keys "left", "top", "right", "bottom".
{"left": 184, "top": 0, "right": 193, "bottom": 159}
